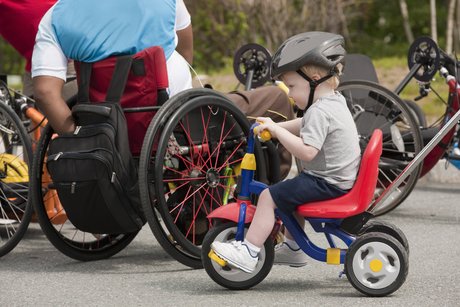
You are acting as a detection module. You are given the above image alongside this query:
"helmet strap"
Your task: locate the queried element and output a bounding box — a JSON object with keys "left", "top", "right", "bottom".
{"left": 296, "top": 70, "right": 333, "bottom": 116}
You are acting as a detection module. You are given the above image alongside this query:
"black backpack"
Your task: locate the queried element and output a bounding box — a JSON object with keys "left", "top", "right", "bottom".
{"left": 46, "top": 56, "right": 145, "bottom": 234}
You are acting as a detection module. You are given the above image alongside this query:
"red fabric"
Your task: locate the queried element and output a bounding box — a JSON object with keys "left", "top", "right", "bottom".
{"left": 0, "top": 0, "right": 56, "bottom": 71}
{"left": 74, "top": 46, "right": 169, "bottom": 155}
{"left": 296, "top": 129, "right": 383, "bottom": 218}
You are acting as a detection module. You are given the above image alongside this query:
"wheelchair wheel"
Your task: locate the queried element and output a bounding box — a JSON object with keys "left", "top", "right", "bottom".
{"left": 0, "top": 101, "right": 33, "bottom": 257}
{"left": 338, "top": 80, "right": 423, "bottom": 216}
{"left": 359, "top": 220, "right": 409, "bottom": 254}
{"left": 139, "top": 89, "right": 267, "bottom": 268}
{"left": 30, "top": 125, "right": 138, "bottom": 261}
{"left": 202, "top": 222, "right": 274, "bottom": 290}
{"left": 345, "top": 232, "right": 408, "bottom": 297}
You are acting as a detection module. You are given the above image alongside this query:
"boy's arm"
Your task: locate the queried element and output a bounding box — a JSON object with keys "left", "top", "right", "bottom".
{"left": 275, "top": 127, "right": 319, "bottom": 162}
{"left": 276, "top": 118, "right": 302, "bottom": 135}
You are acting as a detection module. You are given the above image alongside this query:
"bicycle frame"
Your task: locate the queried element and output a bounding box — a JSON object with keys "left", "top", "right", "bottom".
{"left": 208, "top": 123, "right": 356, "bottom": 265}
{"left": 393, "top": 63, "right": 459, "bottom": 177}
{"left": 371, "top": 67, "right": 460, "bottom": 210}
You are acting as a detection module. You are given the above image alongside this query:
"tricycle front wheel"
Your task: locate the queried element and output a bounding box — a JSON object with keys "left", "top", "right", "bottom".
{"left": 202, "top": 222, "right": 274, "bottom": 290}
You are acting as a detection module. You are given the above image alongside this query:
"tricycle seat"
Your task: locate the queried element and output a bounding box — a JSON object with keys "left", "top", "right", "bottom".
{"left": 296, "top": 129, "right": 382, "bottom": 219}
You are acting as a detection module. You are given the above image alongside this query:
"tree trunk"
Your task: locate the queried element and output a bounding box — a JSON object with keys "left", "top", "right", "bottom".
{"left": 399, "top": 0, "right": 414, "bottom": 43}
{"left": 430, "top": 0, "right": 437, "bottom": 42}
{"left": 446, "top": 0, "right": 456, "bottom": 54}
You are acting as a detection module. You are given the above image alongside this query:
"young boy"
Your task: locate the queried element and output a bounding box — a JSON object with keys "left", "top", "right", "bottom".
{"left": 211, "top": 31, "right": 361, "bottom": 273}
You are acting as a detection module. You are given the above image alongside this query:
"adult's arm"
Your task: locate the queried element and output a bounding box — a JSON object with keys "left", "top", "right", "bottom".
{"left": 33, "top": 76, "right": 75, "bottom": 134}
{"left": 175, "top": 0, "right": 193, "bottom": 64}
{"left": 176, "top": 24, "right": 193, "bottom": 64}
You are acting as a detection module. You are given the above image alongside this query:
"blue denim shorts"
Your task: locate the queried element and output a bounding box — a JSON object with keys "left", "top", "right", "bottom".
{"left": 268, "top": 172, "right": 348, "bottom": 214}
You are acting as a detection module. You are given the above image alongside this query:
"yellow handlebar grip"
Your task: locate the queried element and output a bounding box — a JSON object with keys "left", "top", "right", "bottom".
{"left": 253, "top": 126, "right": 272, "bottom": 142}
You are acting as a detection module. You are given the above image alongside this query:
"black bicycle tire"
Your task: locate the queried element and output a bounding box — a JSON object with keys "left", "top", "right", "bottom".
{"left": 139, "top": 89, "right": 242, "bottom": 268}
{"left": 338, "top": 80, "right": 423, "bottom": 216}
{"left": 30, "top": 125, "right": 138, "bottom": 261}
{"left": 201, "top": 222, "right": 275, "bottom": 290}
{"left": 404, "top": 99, "right": 427, "bottom": 128}
{"left": 0, "top": 102, "right": 33, "bottom": 257}
{"left": 139, "top": 89, "right": 267, "bottom": 266}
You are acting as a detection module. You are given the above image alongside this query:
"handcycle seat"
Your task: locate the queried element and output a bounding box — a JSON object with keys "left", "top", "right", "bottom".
{"left": 296, "top": 129, "right": 382, "bottom": 219}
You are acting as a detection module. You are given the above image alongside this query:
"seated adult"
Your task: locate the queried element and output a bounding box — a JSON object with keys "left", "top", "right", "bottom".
{"left": 32, "top": 0, "right": 193, "bottom": 135}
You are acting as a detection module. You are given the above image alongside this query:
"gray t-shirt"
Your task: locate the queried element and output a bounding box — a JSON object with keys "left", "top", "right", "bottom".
{"left": 300, "top": 92, "right": 360, "bottom": 190}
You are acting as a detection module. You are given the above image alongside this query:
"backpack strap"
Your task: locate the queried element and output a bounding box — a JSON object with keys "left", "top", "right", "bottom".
{"left": 77, "top": 62, "right": 92, "bottom": 103}
{"left": 105, "top": 55, "right": 133, "bottom": 103}
{"left": 77, "top": 55, "right": 134, "bottom": 104}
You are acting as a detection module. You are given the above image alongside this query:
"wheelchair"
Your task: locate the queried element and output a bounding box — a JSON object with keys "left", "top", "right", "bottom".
{"left": 29, "top": 47, "right": 279, "bottom": 268}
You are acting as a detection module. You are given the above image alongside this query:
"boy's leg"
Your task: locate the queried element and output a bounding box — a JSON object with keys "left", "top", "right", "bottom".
{"left": 210, "top": 189, "right": 276, "bottom": 273}
{"left": 244, "top": 189, "right": 277, "bottom": 248}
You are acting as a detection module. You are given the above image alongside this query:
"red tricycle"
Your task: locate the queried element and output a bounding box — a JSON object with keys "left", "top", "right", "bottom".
{"left": 202, "top": 38, "right": 460, "bottom": 296}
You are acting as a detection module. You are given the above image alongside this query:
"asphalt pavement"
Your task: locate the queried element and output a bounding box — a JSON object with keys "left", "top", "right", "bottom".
{"left": 1, "top": 181, "right": 459, "bottom": 306}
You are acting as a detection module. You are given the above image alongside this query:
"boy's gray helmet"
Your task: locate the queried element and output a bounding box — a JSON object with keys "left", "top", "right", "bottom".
{"left": 271, "top": 31, "right": 346, "bottom": 80}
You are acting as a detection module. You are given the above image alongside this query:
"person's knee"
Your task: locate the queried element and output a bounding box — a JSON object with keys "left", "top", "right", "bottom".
{"left": 259, "top": 189, "right": 276, "bottom": 209}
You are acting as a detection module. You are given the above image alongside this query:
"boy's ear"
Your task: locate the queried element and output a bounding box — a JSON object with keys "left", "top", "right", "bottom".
{"left": 311, "top": 73, "right": 321, "bottom": 81}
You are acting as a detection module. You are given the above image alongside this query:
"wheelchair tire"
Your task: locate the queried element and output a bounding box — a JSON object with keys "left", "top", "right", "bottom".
{"left": 139, "top": 89, "right": 268, "bottom": 267}
{"left": 338, "top": 80, "right": 423, "bottom": 216}
{"left": 0, "top": 101, "right": 33, "bottom": 257}
{"left": 30, "top": 125, "right": 138, "bottom": 261}
{"left": 202, "top": 222, "right": 274, "bottom": 290}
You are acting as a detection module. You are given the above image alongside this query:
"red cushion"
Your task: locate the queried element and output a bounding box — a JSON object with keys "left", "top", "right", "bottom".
{"left": 296, "top": 129, "right": 382, "bottom": 218}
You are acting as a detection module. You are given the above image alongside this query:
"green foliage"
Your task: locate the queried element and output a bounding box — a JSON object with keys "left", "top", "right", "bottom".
{"left": 0, "top": 37, "right": 24, "bottom": 75}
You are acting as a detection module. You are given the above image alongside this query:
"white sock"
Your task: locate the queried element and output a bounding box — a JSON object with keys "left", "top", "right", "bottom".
{"left": 243, "top": 239, "right": 261, "bottom": 257}
{"left": 284, "top": 238, "right": 300, "bottom": 250}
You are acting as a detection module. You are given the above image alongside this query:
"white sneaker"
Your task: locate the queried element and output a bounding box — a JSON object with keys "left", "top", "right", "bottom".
{"left": 211, "top": 240, "right": 258, "bottom": 273}
{"left": 274, "top": 242, "right": 308, "bottom": 267}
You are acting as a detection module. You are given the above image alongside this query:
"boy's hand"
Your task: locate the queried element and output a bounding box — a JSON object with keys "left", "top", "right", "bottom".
{"left": 256, "top": 117, "right": 278, "bottom": 138}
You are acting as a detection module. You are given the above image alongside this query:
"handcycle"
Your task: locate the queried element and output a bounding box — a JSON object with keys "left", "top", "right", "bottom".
{"left": 338, "top": 36, "right": 460, "bottom": 215}
{"left": 202, "top": 37, "right": 460, "bottom": 295}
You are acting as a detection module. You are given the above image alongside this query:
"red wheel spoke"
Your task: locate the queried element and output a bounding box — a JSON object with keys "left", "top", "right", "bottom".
{"left": 172, "top": 185, "right": 193, "bottom": 224}
{"left": 216, "top": 146, "right": 244, "bottom": 173}
{"left": 163, "top": 166, "right": 189, "bottom": 177}
{"left": 213, "top": 111, "right": 228, "bottom": 168}
{"left": 163, "top": 180, "right": 192, "bottom": 199}
{"left": 199, "top": 121, "right": 239, "bottom": 172}
{"left": 169, "top": 183, "right": 207, "bottom": 215}
{"left": 184, "top": 186, "right": 209, "bottom": 239}
{"left": 200, "top": 107, "right": 214, "bottom": 168}
{"left": 178, "top": 114, "right": 209, "bottom": 170}
{"left": 163, "top": 176, "right": 206, "bottom": 183}
{"left": 170, "top": 152, "right": 195, "bottom": 172}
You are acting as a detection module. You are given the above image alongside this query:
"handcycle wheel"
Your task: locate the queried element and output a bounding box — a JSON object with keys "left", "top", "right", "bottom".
{"left": 345, "top": 232, "right": 408, "bottom": 297}
{"left": 139, "top": 89, "right": 268, "bottom": 268}
{"left": 30, "top": 125, "right": 138, "bottom": 261}
{"left": 201, "top": 222, "right": 274, "bottom": 290}
{"left": 338, "top": 80, "right": 423, "bottom": 216}
{"left": 0, "top": 101, "right": 33, "bottom": 257}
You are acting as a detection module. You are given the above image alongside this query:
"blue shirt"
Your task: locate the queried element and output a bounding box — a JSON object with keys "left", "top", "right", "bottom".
{"left": 51, "top": 0, "right": 176, "bottom": 62}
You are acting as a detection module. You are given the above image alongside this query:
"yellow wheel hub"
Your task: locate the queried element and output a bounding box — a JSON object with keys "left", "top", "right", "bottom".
{"left": 369, "top": 259, "right": 383, "bottom": 272}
